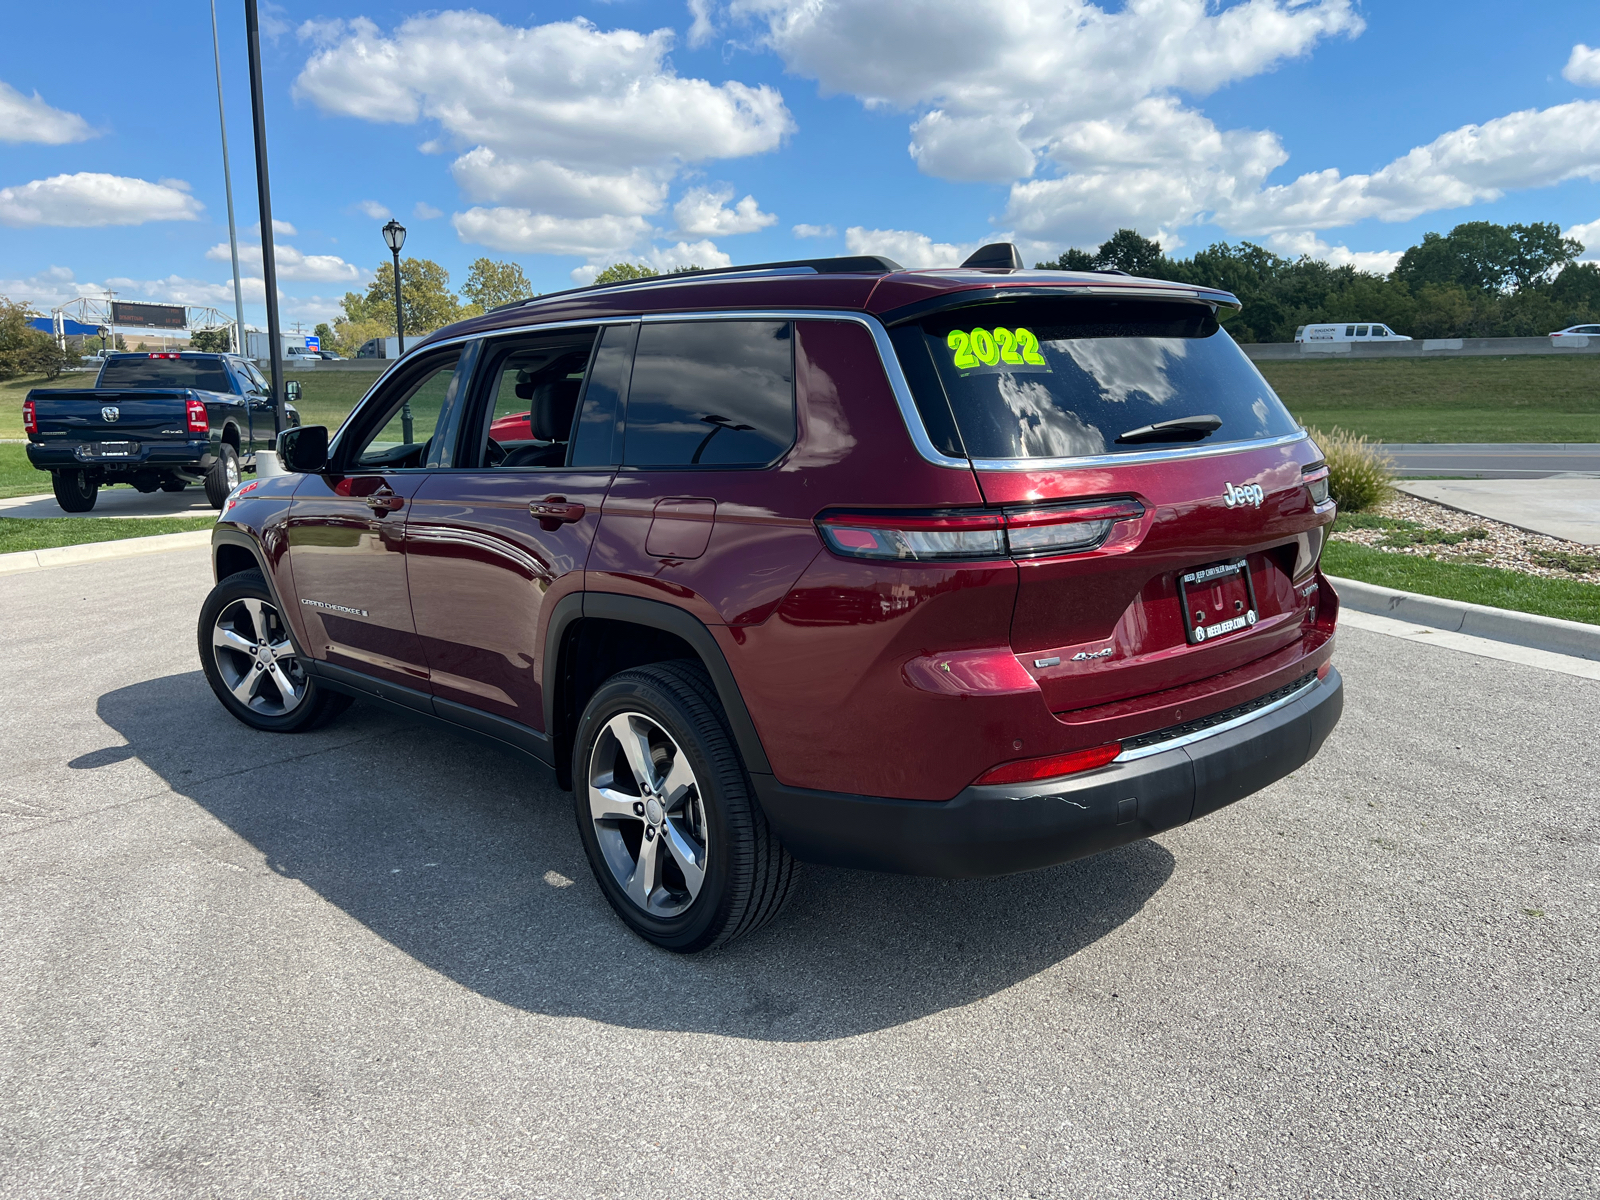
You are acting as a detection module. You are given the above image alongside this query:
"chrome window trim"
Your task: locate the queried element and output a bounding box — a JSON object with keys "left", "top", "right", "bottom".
{"left": 1112, "top": 676, "right": 1319, "bottom": 763}
{"left": 338, "top": 308, "right": 1302, "bottom": 475}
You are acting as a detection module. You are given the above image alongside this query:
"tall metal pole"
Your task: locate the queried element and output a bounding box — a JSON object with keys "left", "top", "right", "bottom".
{"left": 392, "top": 245, "right": 410, "bottom": 442}
{"left": 211, "top": 1, "right": 247, "bottom": 357}
{"left": 244, "top": 0, "right": 285, "bottom": 441}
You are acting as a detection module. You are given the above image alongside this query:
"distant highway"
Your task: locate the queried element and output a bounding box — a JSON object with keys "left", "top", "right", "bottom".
{"left": 1383, "top": 442, "right": 1600, "bottom": 478}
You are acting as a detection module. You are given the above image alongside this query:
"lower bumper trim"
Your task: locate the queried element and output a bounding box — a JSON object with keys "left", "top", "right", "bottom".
{"left": 752, "top": 666, "right": 1344, "bottom": 878}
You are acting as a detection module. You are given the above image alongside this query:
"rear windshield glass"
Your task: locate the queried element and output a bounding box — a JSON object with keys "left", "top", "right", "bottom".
{"left": 97, "top": 356, "right": 232, "bottom": 392}
{"left": 891, "top": 299, "right": 1298, "bottom": 460}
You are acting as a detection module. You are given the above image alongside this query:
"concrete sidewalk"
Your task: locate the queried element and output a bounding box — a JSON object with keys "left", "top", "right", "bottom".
{"left": 0, "top": 486, "right": 219, "bottom": 520}
{"left": 1394, "top": 476, "right": 1600, "bottom": 544}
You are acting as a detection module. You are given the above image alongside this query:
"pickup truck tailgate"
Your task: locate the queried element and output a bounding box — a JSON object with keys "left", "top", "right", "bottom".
{"left": 29, "top": 390, "right": 194, "bottom": 441}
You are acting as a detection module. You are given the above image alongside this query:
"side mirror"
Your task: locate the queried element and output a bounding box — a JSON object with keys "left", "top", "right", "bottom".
{"left": 277, "top": 425, "right": 328, "bottom": 473}
{"left": 284, "top": 380, "right": 303, "bottom": 403}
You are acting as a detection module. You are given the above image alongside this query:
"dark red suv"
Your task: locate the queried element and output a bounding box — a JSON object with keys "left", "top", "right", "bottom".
{"left": 200, "top": 246, "right": 1342, "bottom": 951}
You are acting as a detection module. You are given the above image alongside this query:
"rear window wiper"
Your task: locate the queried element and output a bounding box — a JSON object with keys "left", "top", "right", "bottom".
{"left": 1115, "top": 414, "right": 1223, "bottom": 444}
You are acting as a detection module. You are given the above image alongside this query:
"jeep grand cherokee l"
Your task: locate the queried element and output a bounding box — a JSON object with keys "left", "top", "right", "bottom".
{"left": 199, "top": 245, "right": 1343, "bottom": 952}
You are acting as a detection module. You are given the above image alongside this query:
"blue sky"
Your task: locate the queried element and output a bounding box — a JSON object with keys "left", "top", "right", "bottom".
{"left": 4, "top": 1, "right": 1600, "bottom": 330}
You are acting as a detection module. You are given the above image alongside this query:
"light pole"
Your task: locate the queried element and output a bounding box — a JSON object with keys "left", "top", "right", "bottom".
{"left": 210, "top": 0, "right": 246, "bottom": 357}
{"left": 245, "top": 0, "right": 286, "bottom": 442}
{"left": 382, "top": 219, "right": 411, "bottom": 442}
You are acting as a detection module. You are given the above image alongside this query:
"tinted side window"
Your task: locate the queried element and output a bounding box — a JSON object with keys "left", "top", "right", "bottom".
{"left": 570, "top": 323, "right": 636, "bottom": 468}
{"left": 623, "top": 321, "right": 794, "bottom": 468}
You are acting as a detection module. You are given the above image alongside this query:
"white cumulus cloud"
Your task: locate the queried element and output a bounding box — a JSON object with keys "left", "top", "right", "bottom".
{"left": 1564, "top": 44, "right": 1600, "bottom": 87}
{"left": 413, "top": 202, "right": 443, "bottom": 219}
{"left": 1264, "top": 231, "right": 1402, "bottom": 276}
{"left": 0, "top": 80, "right": 95, "bottom": 144}
{"left": 792, "top": 223, "right": 835, "bottom": 238}
{"left": 570, "top": 239, "right": 733, "bottom": 284}
{"left": 206, "top": 239, "right": 365, "bottom": 283}
{"left": 353, "top": 200, "right": 392, "bottom": 220}
{"left": 294, "top": 12, "right": 793, "bottom": 261}
{"left": 673, "top": 186, "right": 776, "bottom": 236}
{"left": 844, "top": 226, "right": 978, "bottom": 268}
{"left": 0, "top": 173, "right": 202, "bottom": 227}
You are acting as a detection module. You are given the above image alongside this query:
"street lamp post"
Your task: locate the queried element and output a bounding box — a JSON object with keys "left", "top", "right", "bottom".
{"left": 382, "top": 219, "right": 411, "bottom": 443}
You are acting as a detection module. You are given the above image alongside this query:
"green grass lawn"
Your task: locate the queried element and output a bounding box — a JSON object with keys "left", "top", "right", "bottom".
{"left": 1323, "top": 540, "right": 1600, "bottom": 626}
{"left": 0, "top": 515, "right": 216, "bottom": 556}
{"left": 2, "top": 367, "right": 380, "bottom": 439}
{"left": 0, "top": 442, "right": 46, "bottom": 499}
{"left": 1258, "top": 355, "right": 1600, "bottom": 443}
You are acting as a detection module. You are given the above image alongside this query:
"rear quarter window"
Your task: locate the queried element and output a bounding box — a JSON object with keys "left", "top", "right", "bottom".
{"left": 622, "top": 321, "right": 794, "bottom": 468}
{"left": 892, "top": 298, "right": 1299, "bottom": 461}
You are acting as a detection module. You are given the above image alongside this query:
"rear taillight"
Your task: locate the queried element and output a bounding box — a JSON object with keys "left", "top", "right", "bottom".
{"left": 975, "top": 742, "right": 1122, "bottom": 787}
{"left": 1303, "top": 462, "right": 1331, "bottom": 506}
{"left": 23, "top": 399, "right": 37, "bottom": 435}
{"left": 185, "top": 398, "right": 208, "bottom": 433}
{"left": 817, "top": 499, "right": 1143, "bottom": 563}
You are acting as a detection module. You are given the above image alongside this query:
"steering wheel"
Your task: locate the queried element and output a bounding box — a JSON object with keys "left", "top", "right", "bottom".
{"left": 485, "top": 437, "right": 506, "bottom": 467}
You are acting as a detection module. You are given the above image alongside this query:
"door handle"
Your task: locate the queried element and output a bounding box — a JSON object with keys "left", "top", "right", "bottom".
{"left": 365, "top": 488, "right": 404, "bottom": 513}
{"left": 530, "top": 495, "right": 586, "bottom": 527}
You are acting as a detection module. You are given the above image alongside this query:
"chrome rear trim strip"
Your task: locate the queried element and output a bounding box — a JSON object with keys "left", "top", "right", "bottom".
{"left": 1112, "top": 676, "right": 1320, "bottom": 763}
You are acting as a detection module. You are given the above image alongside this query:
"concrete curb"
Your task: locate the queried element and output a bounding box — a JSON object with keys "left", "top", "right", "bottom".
{"left": 0, "top": 529, "right": 211, "bottom": 576}
{"left": 1328, "top": 575, "right": 1600, "bottom": 662}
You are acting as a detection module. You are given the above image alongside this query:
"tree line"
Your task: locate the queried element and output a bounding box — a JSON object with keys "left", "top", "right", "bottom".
{"left": 1037, "top": 221, "right": 1600, "bottom": 343}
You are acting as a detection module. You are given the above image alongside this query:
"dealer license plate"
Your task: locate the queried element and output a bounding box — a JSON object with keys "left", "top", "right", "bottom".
{"left": 91, "top": 441, "right": 136, "bottom": 457}
{"left": 1177, "top": 558, "right": 1259, "bottom": 645}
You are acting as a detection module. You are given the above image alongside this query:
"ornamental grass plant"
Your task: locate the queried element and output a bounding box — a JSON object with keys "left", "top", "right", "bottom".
{"left": 1307, "top": 425, "right": 1393, "bottom": 512}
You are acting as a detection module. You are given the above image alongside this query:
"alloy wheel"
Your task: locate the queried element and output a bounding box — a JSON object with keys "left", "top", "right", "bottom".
{"left": 210, "top": 597, "right": 307, "bottom": 716}
{"left": 587, "top": 712, "right": 709, "bottom": 918}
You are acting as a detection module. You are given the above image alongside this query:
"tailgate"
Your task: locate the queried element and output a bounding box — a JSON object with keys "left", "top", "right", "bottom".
{"left": 28, "top": 390, "right": 195, "bottom": 442}
{"left": 974, "top": 440, "right": 1331, "bottom": 714}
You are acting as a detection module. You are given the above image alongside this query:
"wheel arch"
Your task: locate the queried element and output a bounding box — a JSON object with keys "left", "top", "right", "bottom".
{"left": 546, "top": 593, "right": 773, "bottom": 791}
{"left": 220, "top": 421, "right": 242, "bottom": 451}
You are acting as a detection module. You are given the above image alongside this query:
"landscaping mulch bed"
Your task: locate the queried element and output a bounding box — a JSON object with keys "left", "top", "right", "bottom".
{"left": 1329, "top": 494, "right": 1600, "bottom": 580}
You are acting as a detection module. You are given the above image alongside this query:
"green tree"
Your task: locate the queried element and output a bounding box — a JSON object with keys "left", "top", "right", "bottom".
{"left": 313, "top": 322, "right": 335, "bottom": 347}
{"left": 1393, "top": 221, "right": 1582, "bottom": 294}
{"left": 0, "top": 299, "right": 74, "bottom": 379}
{"left": 592, "top": 262, "right": 659, "bottom": 285}
{"left": 352, "top": 257, "right": 464, "bottom": 335}
{"left": 462, "top": 257, "right": 533, "bottom": 309}
{"left": 330, "top": 316, "right": 393, "bottom": 358}
{"left": 189, "top": 328, "right": 232, "bottom": 352}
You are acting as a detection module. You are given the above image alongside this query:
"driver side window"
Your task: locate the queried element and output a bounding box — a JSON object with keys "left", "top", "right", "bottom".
{"left": 352, "top": 352, "right": 460, "bottom": 470}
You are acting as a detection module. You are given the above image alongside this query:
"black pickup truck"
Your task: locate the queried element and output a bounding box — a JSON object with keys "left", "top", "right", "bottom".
{"left": 23, "top": 352, "right": 300, "bottom": 512}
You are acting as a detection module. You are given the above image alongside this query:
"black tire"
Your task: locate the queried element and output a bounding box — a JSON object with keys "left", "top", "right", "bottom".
{"left": 160, "top": 477, "right": 187, "bottom": 493}
{"left": 198, "top": 568, "right": 353, "bottom": 733}
{"left": 204, "top": 443, "right": 240, "bottom": 509}
{"left": 572, "top": 661, "right": 796, "bottom": 952}
{"left": 51, "top": 469, "right": 98, "bottom": 512}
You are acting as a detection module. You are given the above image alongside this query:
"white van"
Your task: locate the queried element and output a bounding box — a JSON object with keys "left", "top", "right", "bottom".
{"left": 1295, "top": 323, "right": 1412, "bottom": 343}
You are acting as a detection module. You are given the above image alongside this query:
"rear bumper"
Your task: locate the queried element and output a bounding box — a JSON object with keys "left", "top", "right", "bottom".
{"left": 26, "top": 439, "right": 213, "bottom": 473}
{"left": 753, "top": 666, "right": 1343, "bottom": 878}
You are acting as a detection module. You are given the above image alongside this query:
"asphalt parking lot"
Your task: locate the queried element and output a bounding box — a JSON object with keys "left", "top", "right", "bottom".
{"left": 2, "top": 549, "right": 1595, "bottom": 1198}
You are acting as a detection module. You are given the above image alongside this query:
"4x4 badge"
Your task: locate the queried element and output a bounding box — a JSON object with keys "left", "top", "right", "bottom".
{"left": 1222, "top": 482, "right": 1264, "bottom": 508}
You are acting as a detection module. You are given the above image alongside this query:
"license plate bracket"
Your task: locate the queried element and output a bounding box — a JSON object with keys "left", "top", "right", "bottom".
{"left": 91, "top": 441, "right": 136, "bottom": 457}
{"left": 1177, "top": 558, "right": 1258, "bottom": 645}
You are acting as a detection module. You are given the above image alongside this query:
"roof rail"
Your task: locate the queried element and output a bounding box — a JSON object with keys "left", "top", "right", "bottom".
{"left": 492, "top": 254, "right": 906, "bottom": 312}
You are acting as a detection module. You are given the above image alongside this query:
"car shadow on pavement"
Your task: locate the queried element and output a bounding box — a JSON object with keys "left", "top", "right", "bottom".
{"left": 98, "top": 673, "right": 1175, "bottom": 1042}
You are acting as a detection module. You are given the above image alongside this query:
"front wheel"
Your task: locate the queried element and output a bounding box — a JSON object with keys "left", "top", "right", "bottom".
{"left": 204, "top": 444, "right": 240, "bottom": 509}
{"left": 197, "top": 568, "right": 352, "bottom": 733}
{"left": 51, "top": 469, "right": 98, "bottom": 512}
{"left": 573, "top": 661, "right": 796, "bottom": 952}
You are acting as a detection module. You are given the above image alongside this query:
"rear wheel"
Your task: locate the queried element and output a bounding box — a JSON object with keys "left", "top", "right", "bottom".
{"left": 572, "top": 661, "right": 796, "bottom": 952}
{"left": 204, "top": 444, "right": 240, "bottom": 509}
{"left": 51, "top": 469, "right": 98, "bottom": 513}
{"left": 198, "top": 568, "right": 352, "bottom": 733}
